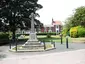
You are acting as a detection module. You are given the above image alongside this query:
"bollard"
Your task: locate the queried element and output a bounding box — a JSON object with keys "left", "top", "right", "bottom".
{"left": 43, "top": 41, "right": 46, "bottom": 50}
{"left": 54, "top": 42, "right": 55, "bottom": 48}
{"left": 60, "top": 34, "right": 63, "bottom": 44}
{"left": 66, "top": 36, "right": 69, "bottom": 48}
{"left": 9, "top": 31, "right": 12, "bottom": 49}
{"left": 15, "top": 34, "right": 19, "bottom": 52}
{"left": 15, "top": 39, "right": 17, "bottom": 52}
{"left": 61, "top": 36, "right": 63, "bottom": 44}
{"left": 15, "top": 35, "right": 18, "bottom": 52}
{"left": 9, "top": 40, "right": 11, "bottom": 49}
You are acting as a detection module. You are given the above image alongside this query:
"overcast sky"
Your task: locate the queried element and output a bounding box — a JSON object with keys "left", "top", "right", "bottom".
{"left": 36, "top": 0, "right": 85, "bottom": 25}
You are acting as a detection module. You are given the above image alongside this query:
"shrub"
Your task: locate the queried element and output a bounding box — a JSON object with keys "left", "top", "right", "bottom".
{"left": 78, "top": 26, "right": 85, "bottom": 37}
{"left": 47, "top": 33, "right": 51, "bottom": 38}
{"left": 0, "top": 33, "right": 9, "bottom": 39}
{"left": 62, "top": 29, "right": 70, "bottom": 37}
{"left": 0, "top": 32, "right": 9, "bottom": 44}
{"left": 70, "top": 26, "right": 78, "bottom": 38}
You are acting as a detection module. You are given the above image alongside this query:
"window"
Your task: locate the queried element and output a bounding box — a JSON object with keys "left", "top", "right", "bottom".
{"left": 57, "top": 30, "right": 58, "bottom": 33}
{"left": 56, "top": 25, "right": 58, "bottom": 28}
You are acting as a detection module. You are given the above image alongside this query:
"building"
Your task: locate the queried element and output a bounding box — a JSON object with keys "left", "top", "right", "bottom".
{"left": 41, "top": 18, "right": 63, "bottom": 34}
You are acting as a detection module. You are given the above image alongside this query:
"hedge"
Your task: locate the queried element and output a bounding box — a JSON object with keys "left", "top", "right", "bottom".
{"left": 0, "top": 33, "right": 9, "bottom": 44}
{"left": 78, "top": 26, "right": 85, "bottom": 37}
{"left": 0, "top": 32, "right": 56, "bottom": 39}
{"left": 16, "top": 32, "right": 56, "bottom": 36}
{"left": 0, "top": 33, "right": 9, "bottom": 39}
{"left": 37, "top": 32, "right": 56, "bottom": 35}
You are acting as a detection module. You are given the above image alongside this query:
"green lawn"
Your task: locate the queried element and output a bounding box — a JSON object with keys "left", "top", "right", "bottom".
{"left": 38, "top": 37, "right": 72, "bottom": 43}
{"left": 71, "top": 37, "right": 85, "bottom": 43}
{"left": 18, "top": 35, "right": 72, "bottom": 43}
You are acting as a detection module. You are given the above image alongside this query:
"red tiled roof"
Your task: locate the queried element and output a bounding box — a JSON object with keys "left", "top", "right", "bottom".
{"left": 52, "top": 21, "right": 62, "bottom": 25}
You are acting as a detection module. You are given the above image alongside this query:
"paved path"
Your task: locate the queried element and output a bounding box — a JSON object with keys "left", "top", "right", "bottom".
{"left": 0, "top": 49, "right": 85, "bottom": 64}
{"left": 0, "top": 43, "right": 85, "bottom": 64}
{"left": 0, "top": 43, "right": 85, "bottom": 58}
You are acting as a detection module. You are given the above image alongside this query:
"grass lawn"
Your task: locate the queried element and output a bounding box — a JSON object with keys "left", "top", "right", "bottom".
{"left": 38, "top": 36, "right": 72, "bottom": 43}
{"left": 71, "top": 37, "right": 85, "bottom": 43}
{"left": 18, "top": 35, "right": 72, "bottom": 43}
{"left": 18, "top": 35, "right": 85, "bottom": 43}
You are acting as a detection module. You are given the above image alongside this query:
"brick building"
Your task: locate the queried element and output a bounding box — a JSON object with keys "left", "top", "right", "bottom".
{"left": 41, "top": 18, "right": 63, "bottom": 34}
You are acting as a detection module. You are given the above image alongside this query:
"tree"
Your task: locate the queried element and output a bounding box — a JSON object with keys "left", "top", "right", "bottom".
{"left": 65, "top": 6, "right": 85, "bottom": 29}
{"left": 0, "top": 19, "right": 9, "bottom": 32}
{"left": 0, "top": 0, "right": 43, "bottom": 40}
{"left": 73, "top": 6, "right": 85, "bottom": 27}
{"left": 64, "top": 16, "right": 74, "bottom": 30}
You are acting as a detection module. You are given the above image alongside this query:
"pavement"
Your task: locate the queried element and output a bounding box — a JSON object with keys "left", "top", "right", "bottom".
{"left": 0, "top": 42, "right": 85, "bottom": 64}
{"left": 0, "top": 49, "right": 85, "bottom": 64}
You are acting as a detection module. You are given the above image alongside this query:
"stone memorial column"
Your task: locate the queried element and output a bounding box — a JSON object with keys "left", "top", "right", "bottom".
{"left": 30, "top": 13, "right": 35, "bottom": 33}
{"left": 25, "top": 13, "right": 39, "bottom": 45}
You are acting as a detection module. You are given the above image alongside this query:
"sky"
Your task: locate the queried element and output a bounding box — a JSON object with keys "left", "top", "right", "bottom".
{"left": 36, "top": 0, "right": 85, "bottom": 25}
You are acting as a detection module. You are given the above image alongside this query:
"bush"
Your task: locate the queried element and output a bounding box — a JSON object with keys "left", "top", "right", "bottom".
{"left": 47, "top": 33, "right": 51, "bottom": 38}
{"left": 0, "top": 33, "right": 9, "bottom": 44}
{"left": 78, "top": 26, "right": 85, "bottom": 37}
{"left": 62, "top": 29, "right": 70, "bottom": 37}
{"left": 70, "top": 26, "right": 78, "bottom": 38}
{"left": 0, "top": 33, "right": 9, "bottom": 39}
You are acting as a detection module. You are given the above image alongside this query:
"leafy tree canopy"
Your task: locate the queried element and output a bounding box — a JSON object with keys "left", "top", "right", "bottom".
{"left": 0, "top": 0, "right": 43, "bottom": 31}
{"left": 65, "top": 6, "right": 85, "bottom": 29}
{"left": 0, "top": 0, "right": 43, "bottom": 40}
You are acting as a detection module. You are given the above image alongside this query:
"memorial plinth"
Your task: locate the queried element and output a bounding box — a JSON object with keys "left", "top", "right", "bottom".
{"left": 23, "top": 13, "right": 44, "bottom": 51}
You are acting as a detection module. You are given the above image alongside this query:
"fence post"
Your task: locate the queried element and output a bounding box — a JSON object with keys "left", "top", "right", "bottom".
{"left": 43, "top": 41, "right": 46, "bottom": 50}
{"left": 15, "top": 34, "right": 18, "bottom": 52}
{"left": 15, "top": 39, "right": 17, "bottom": 52}
{"left": 54, "top": 42, "right": 55, "bottom": 48}
{"left": 9, "top": 31, "right": 12, "bottom": 49}
{"left": 9, "top": 39, "right": 11, "bottom": 49}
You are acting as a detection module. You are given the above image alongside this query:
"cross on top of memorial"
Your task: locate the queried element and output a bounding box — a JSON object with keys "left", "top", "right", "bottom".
{"left": 30, "top": 13, "right": 35, "bottom": 18}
